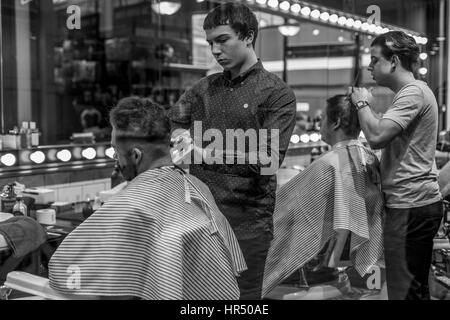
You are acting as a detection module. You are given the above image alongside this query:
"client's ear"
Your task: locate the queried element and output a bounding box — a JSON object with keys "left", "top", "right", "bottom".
{"left": 131, "top": 148, "right": 143, "bottom": 165}
{"left": 333, "top": 118, "right": 341, "bottom": 131}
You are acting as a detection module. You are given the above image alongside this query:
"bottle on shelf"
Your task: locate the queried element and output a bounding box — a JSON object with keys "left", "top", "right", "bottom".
{"left": 29, "top": 122, "right": 40, "bottom": 147}
{"left": 1, "top": 184, "right": 17, "bottom": 214}
{"left": 12, "top": 196, "right": 28, "bottom": 217}
{"left": 82, "top": 198, "right": 94, "bottom": 219}
{"left": 19, "top": 122, "right": 31, "bottom": 149}
{"left": 92, "top": 196, "right": 102, "bottom": 211}
{"left": 9, "top": 126, "right": 20, "bottom": 150}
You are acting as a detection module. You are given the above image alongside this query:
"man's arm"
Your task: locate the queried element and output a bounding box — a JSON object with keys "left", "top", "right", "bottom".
{"left": 356, "top": 106, "right": 402, "bottom": 150}
{"left": 351, "top": 87, "right": 403, "bottom": 150}
{"left": 257, "top": 85, "right": 297, "bottom": 171}
{"left": 168, "top": 88, "right": 196, "bottom": 133}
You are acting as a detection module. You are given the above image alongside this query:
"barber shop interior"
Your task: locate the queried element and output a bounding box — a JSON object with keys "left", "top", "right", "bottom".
{"left": 1, "top": 0, "right": 450, "bottom": 301}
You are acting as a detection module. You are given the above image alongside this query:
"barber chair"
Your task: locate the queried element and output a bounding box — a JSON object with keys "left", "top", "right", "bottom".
{"left": 0, "top": 213, "right": 72, "bottom": 300}
{"left": 265, "top": 230, "right": 387, "bottom": 300}
{"left": 1, "top": 272, "right": 74, "bottom": 300}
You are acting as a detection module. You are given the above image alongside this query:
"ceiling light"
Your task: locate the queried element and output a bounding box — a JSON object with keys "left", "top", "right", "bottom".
{"left": 290, "top": 3, "right": 301, "bottom": 13}
{"left": 30, "top": 151, "right": 46, "bottom": 164}
{"left": 419, "top": 67, "right": 428, "bottom": 75}
{"left": 300, "top": 134, "right": 310, "bottom": 144}
{"left": 301, "top": 6, "right": 311, "bottom": 16}
{"left": 310, "top": 9, "right": 320, "bottom": 19}
{"left": 105, "top": 147, "right": 116, "bottom": 159}
{"left": 1, "top": 154, "right": 17, "bottom": 167}
{"left": 151, "top": 1, "right": 181, "bottom": 15}
{"left": 56, "top": 149, "right": 72, "bottom": 162}
{"left": 82, "top": 148, "right": 97, "bottom": 160}
{"left": 368, "top": 24, "right": 377, "bottom": 33}
{"left": 278, "top": 24, "right": 301, "bottom": 36}
{"left": 310, "top": 133, "right": 320, "bottom": 143}
{"left": 259, "top": 19, "right": 269, "bottom": 28}
{"left": 320, "top": 12, "right": 330, "bottom": 21}
{"left": 329, "top": 14, "right": 338, "bottom": 23}
{"left": 419, "top": 53, "right": 428, "bottom": 60}
{"left": 291, "top": 135, "right": 300, "bottom": 144}
{"left": 279, "top": 1, "right": 290, "bottom": 11}
{"left": 268, "top": 0, "right": 279, "bottom": 8}
{"left": 346, "top": 18, "right": 355, "bottom": 27}
{"left": 337, "top": 16, "right": 347, "bottom": 25}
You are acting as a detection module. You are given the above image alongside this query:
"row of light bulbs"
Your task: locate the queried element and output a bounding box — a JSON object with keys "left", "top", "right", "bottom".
{"left": 291, "top": 132, "right": 321, "bottom": 144}
{"left": 0, "top": 147, "right": 116, "bottom": 167}
{"left": 248, "top": 0, "right": 428, "bottom": 45}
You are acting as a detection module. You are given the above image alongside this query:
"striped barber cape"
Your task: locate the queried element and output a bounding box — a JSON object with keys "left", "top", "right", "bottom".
{"left": 49, "top": 167, "right": 247, "bottom": 300}
{"left": 262, "top": 140, "right": 385, "bottom": 297}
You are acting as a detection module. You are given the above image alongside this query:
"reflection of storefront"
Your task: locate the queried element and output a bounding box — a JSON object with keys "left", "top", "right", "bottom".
{"left": 219, "top": 0, "right": 440, "bottom": 123}
{"left": 0, "top": 0, "right": 448, "bottom": 167}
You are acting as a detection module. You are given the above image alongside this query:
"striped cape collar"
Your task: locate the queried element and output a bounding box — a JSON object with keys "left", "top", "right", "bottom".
{"left": 131, "top": 165, "right": 247, "bottom": 277}
{"left": 135, "top": 166, "right": 178, "bottom": 181}
{"left": 332, "top": 139, "right": 364, "bottom": 150}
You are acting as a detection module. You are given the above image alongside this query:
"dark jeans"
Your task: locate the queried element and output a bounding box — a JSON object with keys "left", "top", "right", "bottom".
{"left": 236, "top": 232, "right": 272, "bottom": 300}
{"left": 384, "top": 201, "right": 443, "bottom": 300}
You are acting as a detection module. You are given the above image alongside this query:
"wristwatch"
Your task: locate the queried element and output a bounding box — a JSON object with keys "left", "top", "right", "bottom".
{"left": 355, "top": 100, "right": 370, "bottom": 111}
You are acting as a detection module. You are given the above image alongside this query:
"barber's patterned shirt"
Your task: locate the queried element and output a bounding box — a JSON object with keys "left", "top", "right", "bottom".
{"left": 169, "top": 60, "right": 297, "bottom": 239}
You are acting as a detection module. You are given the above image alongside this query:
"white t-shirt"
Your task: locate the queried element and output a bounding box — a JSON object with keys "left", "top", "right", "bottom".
{"left": 381, "top": 80, "right": 442, "bottom": 208}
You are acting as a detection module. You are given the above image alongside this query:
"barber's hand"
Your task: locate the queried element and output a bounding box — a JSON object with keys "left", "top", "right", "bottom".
{"left": 171, "top": 131, "right": 194, "bottom": 165}
{"left": 349, "top": 87, "right": 374, "bottom": 106}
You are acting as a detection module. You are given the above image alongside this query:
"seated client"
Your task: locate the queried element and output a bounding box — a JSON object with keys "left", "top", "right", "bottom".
{"left": 48, "top": 97, "right": 247, "bottom": 300}
{"left": 262, "top": 95, "right": 385, "bottom": 297}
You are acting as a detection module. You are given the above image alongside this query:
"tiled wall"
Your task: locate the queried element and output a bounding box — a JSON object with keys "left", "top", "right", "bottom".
{"left": 44, "top": 179, "right": 111, "bottom": 204}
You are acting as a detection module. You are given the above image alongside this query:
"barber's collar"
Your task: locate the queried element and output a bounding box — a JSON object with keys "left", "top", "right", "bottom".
{"left": 223, "top": 59, "right": 263, "bottom": 85}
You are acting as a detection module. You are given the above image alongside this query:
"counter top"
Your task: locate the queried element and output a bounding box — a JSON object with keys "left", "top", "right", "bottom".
{"left": 0, "top": 211, "right": 84, "bottom": 252}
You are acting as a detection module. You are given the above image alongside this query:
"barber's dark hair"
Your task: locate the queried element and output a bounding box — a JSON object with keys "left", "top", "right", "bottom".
{"left": 109, "top": 97, "right": 170, "bottom": 144}
{"left": 203, "top": 3, "right": 258, "bottom": 47}
{"left": 371, "top": 31, "right": 420, "bottom": 72}
{"left": 326, "top": 95, "right": 361, "bottom": 137}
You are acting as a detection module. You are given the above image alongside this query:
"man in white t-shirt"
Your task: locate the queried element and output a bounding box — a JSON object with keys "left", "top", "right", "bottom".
{"left": 350, "top": 31, "right": 443, "bottom": 300}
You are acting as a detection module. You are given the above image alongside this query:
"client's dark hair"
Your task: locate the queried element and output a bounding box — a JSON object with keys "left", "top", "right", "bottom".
{"left": 109, "top": 97, "right": 170, "bottom": 144}
{"left": 326, "top": 95, "right": 361, "bottom": 137}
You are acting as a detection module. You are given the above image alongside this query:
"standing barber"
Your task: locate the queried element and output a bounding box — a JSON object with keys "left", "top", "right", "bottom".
{"left": 169, "top": 3, "right": 296, "bottom": 299}
{"left": 350, "top": 31, "right": 442, "bottom": 300}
